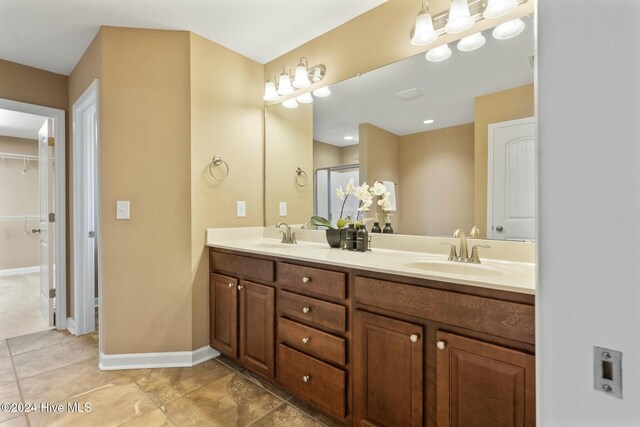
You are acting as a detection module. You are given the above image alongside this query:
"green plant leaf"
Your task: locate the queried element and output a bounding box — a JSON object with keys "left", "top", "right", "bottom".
{"left": 310, "top": 216, "right": 337, "bottom": 230}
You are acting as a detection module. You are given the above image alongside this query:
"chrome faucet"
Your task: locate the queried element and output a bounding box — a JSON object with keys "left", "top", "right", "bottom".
{"left": 444, "top": 227, "right": 490, "bottom": 264}
{"left": 276, "top": 222, "right": 297, "bottom": 244}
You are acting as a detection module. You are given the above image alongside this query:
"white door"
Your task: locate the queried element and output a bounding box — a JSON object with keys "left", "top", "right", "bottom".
{"left": 37, "top": 119, "right": 55, "bottom": 326}
{"left": 488, "top": 117, "right": 535, "bottom": 241}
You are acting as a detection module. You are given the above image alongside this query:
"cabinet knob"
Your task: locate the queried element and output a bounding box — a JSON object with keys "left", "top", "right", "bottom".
{"left": 410, "top": 334, "right": 419, "bottom": 343}
{"left": 437, "top": 340, "right": 446, "bottom": 350}
{"left": 302, "top": 375, "right": 310, "bottom": 383}
{"left": 237, "top": 285, "right": 243, "bottom": 290}
{"left": 302, "top": 337, "right": 310, "bottom": 344}
{"left": 227, "top": 283, "right": 234, "bottom": 288}
{"left": 302, "top": 307, "right": 311, "bottom": 314}
{"left": 302, "top": 276, "right": 311, "bottom": 283}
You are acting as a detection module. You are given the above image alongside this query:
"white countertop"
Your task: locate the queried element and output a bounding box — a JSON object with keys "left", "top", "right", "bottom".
{"left": 206, "top": 227, "right": 536, "bottom": 295}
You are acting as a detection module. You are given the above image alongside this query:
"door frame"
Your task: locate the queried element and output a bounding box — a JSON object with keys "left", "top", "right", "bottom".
{"left": 72, "top": 79, "right": 101, "bottom": 336}
{"left": 486, "top": 116, "right": 535, "bottom": 240}
{"left": 0, "top": 98, "right": 67, "bottom": 330}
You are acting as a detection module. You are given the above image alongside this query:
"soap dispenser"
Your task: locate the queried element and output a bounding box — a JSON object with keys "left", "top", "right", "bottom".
{"left": 371, "top": 213, "right": 382, "bottom": 233}
{"left": 356, "top": 223, "right": 369, "bottom": 252}
{"left": 345, "top": 222, "right": 357, "bottom": 250}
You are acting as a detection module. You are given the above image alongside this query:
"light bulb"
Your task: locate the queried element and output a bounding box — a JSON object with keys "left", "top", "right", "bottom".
{"left": 492, "top": 18, "right": 525, "bottom": 40}
{"left": 312, "top": 86, "right": 331, "bottom": 97}
{"left": 423, "top": 119, "right": 435, "bottom": 124}
{"left": 426, "top": 44, "right": 452, "bottom": 62}
{"left": 292, "top": 61, "right": 311, "bottom": 89}
{"left": 262, "top": 81, "right": 280, "bottom": 101}
{"left": 282, "top": 98, "right": 299, "bottom": 109}
{"left": 277, "top": 72, "right": 294, "bottom": 95}
{"left": 296, "top": 92, "right": 314, "bottom": 104}
{"left": 444, "top": 0, "right": 474, "bottom": 34}
{"left": 411, "top": 9, "right": 438, "bottom": 46}
{"left": 457, "top": 32, "right": 486, "bottom": 52}
{"left": 483, "top": 0, "right": 517, "bottom": 19}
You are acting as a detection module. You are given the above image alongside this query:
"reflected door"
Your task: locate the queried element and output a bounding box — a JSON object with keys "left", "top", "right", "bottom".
{"left": 37, "top": 118, "right": 55, "bottom": 326}
{"left": 488, "top": 117, "right": 535, "bottom": 241}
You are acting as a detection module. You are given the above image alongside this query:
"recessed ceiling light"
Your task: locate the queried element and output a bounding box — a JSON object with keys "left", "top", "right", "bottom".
{"left": 344, "top": 136, "right": 354, "bottom": 140}
{"left": 423, "top": 119, "right": 435, "bottom": 124}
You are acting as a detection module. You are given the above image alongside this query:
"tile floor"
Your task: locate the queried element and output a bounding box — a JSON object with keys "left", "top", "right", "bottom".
{"left": 0, "top": 329, "right": 342, "bottom": 426}
{"left": 0, "top": 274, "right": 49, "bottom": 341}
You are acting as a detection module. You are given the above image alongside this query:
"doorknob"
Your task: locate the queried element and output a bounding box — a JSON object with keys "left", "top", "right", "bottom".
{"left": 31, "top": 228, "right": 41, "bottom": 234}
{"left": 496, "top": 225, "right": 504, "bottom": 232}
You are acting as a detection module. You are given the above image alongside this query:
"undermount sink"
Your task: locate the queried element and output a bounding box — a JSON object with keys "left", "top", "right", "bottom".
{"left": 403, "top": 260, "right": 507, "bottom": 277}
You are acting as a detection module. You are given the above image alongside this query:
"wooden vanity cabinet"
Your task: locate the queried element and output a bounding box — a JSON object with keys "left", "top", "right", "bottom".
{"left": 209, "top": 273, "right": 238, "bottom": 358}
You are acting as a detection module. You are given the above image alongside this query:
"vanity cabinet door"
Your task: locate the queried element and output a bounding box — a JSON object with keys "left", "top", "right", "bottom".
{"left": 239, "top": 281, "right": 275, "bottom": 379}
{"left": 210, "top": 273, "right": 238, "bottom": 358}
{"left": 354, "top": 310, "right": 423, "bottom": 427}
{"left": 436, "top": 331, "right": 535, "bottom": 427}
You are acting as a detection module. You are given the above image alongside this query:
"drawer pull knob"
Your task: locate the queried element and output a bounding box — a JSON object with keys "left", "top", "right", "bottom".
{"left": 410, "top": 334, "right": 419, "bottom": 343}
{"left": 302, "top": 276, "right": 311, "bottom": 283}
{"left": 302, "top": 375, "right": 310, "bottom": 383}
{"left": 302, "top": 307, "right": 311, "bottom": 314}
{"left": 302, "top": 337, "right": 310, "bottom": 344}
{"left": 227, "top": 283, "right": 234, "bottom": 288}
{"left": 437, "top": 340, "right": 446, "bottom": 350}
{"left": 237, "top": 285, "right": 244, "bottom": 290}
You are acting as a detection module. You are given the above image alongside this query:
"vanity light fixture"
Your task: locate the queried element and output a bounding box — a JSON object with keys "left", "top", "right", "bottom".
{"left": 457, "top": 32, "right": 486, "bottom": 51}
{"left": 483, "top": 0, "right": 518, "bottom": 19}
{"left": 262, "top": 77, "right": 280, "bottom": 102}
{"left": 444, "top": 0, "right": 474, "bottom": 34}
{"left": 282, "top": 98, "right": 299, "bottom": 109}
{"left": 296, "top": 92, "right": 314, "bottom": 104}
{"left": 423, "top": 119, "right": 435, "bottom": 124}
{"left": 277, "top": 67, "right": 295, "bottom": 96}
{"left": 292, "top": 57, "right": 312, "bottom": 89}
{"left": 411, "top": 2, "right": 438, "bottom": 46}
{"left": 426, "top": 44, "right": 452, "bottom": 62}
{"left": 312, "top": 86, "right": 332, "bottom": 98}
{"left": 492, "top": 18, "right": 525, "bottom": 40}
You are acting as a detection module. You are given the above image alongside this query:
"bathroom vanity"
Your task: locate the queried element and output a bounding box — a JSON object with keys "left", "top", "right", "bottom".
{"left": 207, "top": 228, "right": 535, "bottom": 427}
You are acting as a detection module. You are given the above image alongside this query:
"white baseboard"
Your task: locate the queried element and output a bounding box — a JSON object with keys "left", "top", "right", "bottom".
{"left": 66, "top": 317, "right": 77, "bottom": 335}
{"left": 98, "top": 346, "right": 220, "bottom": 370}
{"left": 0, "top": 266, "right": 40, "bottom": 277}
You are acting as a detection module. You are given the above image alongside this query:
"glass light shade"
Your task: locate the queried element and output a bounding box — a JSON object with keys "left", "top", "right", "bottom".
{"left": 426, "top": 44, "right": 452, "bottom": 62}
{"left": 444, "top": 0, "right": 474, "bottom": 34}
{"left": 312, "top": 86, "right": 331, "bottom": 97}
{"left": 457, "top": 32, "right": 486, "bottom": 52}
{"left": 282, "top": 98, "right": 299, "bottom": 109}
{"left": 277, "top": 72, "right": 294, "bottom": 95}
{"left": 483, "top": 0, "right": 518, "bottom": 19}
{"left": 262, "top": 81, "right": 280, "bottom": 101}
{"left": 292, "top": 63, "right": 311, "bottom": 88}
{"left": 492, "top": 18, "right": 525, "bottom": 40}
{"left": 296, "top": 92, "right": 314, "bottom": 104}
{"left": 411, "top": 10, "right": 438, "bottom": 46}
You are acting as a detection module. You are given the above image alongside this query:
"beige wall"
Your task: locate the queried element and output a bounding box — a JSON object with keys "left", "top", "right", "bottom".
{"left": 0, "top": 59, "right": 68, "bottom": 111}
{"left": 359, "top": 123, "right": 400, "bottom": 230}
{"left": 399, "top": 124, "right": 475, "bottom": 237}
{"left": 265, "top": 103, "right": 313, "bottom": 226}
{"left": 341, "top": 144, "right": 359, "bottom": 166}
{"left": 313, "top": 140, "right": 341, "bottom": 170}
{"left": 189, "top": 33, "right": 264, "bottom": 349}
{"left": 0, "top": 136, "right": 39, "bottom": 270}
{"left": 474, "top": 84, "right": 534, "bottom": 237}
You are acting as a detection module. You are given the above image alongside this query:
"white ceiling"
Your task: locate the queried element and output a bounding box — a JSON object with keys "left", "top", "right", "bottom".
{"left": 0, "top": 0, "right": 386, "bottom": 75}
{"left": 0, "top": 109, "right": 47, "bottom": 140}
{"left": 314, "top": 16, "right": 535, "bottom": 147}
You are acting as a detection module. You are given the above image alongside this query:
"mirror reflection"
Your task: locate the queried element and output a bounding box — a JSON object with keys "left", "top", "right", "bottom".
{"left": 265, "top": 16, "right": 535, "bottom": 241}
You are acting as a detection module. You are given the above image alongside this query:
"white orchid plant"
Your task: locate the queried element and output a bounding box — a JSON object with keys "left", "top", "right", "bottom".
{"left": 311, "top": 179, "right": 395, "bottom": 230}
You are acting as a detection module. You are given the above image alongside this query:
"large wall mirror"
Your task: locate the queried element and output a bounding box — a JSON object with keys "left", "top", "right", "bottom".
{"left": 265, "top": 16, "right": 535, "bottom": 241}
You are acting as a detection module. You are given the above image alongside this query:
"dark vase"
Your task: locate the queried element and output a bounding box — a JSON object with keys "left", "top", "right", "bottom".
{"left": 325, "top": 229, "right": 346, "bottom": 248}
{"left": 383, "top": 222, "right": 394, "bottom": 234}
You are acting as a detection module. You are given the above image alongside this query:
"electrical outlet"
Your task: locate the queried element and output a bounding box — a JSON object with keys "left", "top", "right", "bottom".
{"left": 279, "top": 201, "right": 287, "bottom": 217}
{"left": 236, "top": 201, "right": 246, "bottom": 218}
{"left": 116, "top": 201, "right": 130, "bottom": 220}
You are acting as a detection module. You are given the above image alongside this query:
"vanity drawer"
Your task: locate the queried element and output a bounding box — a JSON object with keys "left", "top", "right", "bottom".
{"left": 211, "top": 251, "right": 275, "bottom": 283}
{"left": 278, "top": 317, "right": 346, "bottom": 366}
{"left": 278, "top": 344, "right": 346, "bottom": 420}
{"left": 354, "top": 276, "right": 535, "bottom": 344}
{"left": 279, "top": 263, "right": 346, "bottom": 300}
{"left": 279, "top": 290, "right": 347, "bottom": 334}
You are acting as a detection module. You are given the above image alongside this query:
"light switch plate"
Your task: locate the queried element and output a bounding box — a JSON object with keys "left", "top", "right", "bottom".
{"left": 116, "top": 201, "right": 130, "bottom": 220}
{"left": 236, "top": 201, "right": 246, "bottom": 218}
{"left": 279, "top": 201, "right": 287, "bottom": 217}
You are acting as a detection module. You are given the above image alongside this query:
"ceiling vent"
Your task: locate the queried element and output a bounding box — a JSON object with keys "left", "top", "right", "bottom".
{"left": 395, "top": 88, "right": 424, "bottom": 101}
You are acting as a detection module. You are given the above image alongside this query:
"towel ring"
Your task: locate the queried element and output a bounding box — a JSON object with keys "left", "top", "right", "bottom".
{"left": 209, "top": 155, "right": 229, "bottom": 181}
{"left": 295, "top": 167, "right": 308, "bottom": 188}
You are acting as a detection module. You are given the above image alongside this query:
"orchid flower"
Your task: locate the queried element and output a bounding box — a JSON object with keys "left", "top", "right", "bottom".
{"left": 336, "top": 186, "right": 345, "bottom": 201}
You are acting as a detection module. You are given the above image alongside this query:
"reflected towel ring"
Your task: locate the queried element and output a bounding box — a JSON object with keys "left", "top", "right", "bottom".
{"left": 209, "top": 155, "right": 229, "bottom": 181}
{"left": 295, "top": 167, "right": 308, "bottom": 188}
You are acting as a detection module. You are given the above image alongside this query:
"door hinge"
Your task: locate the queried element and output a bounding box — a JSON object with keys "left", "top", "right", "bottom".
{"left": 48, "top": 137, "right": 55, "bottom": 147}
{"left": 49, "top": 288, "right": 56, "bottom": 298}
{"left": 49, "top": 213, "right": 55, "bottom": 223}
